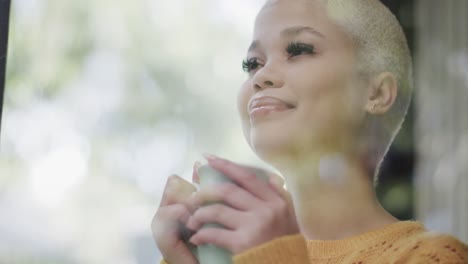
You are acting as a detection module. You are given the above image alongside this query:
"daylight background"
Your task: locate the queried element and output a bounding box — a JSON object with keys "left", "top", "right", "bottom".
{"left": 0, "top": 0, "right": 467, "bottom": 263}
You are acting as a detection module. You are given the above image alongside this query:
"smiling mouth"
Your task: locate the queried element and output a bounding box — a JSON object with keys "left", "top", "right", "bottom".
{"left": 249, "top": 95, "right": 294, "bottom": 110}
{"left": 249, "top": 104, "right": 294, "bottom": 119}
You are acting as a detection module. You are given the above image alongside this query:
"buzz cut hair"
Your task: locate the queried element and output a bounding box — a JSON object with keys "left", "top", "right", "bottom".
{"left": 321, "top": 0, "right": 413, "bottom": 183}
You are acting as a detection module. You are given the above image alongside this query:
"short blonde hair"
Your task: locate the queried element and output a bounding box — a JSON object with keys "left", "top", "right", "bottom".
{"left": 323, "top": 0, "right": 413, "bottom": 182}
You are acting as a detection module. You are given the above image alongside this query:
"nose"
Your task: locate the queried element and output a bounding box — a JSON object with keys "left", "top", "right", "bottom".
{"left": 252, "top": 62, "right": 284, "bottom": 90}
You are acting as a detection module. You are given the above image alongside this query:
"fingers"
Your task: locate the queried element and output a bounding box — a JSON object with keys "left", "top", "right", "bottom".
{"left": 160, "top": 175, "right": 197, "bottom": 207}
{"left": 189, "top": 227, "right": 240, "bottom": 254}
{"left": 186, "top": 204, "right": 242, "bottom": 231}
{"left": 189, "top": 182, "right": 261, "bottom": 211}
{"left": 203, "top": 154, "right": 275, "bottom": 201}
{"left": 192, "top": 161, "right": 201, "bottom": 184}
{"left": 153, "top": 173, "right": 199, "bottom": 264}
{"left": 268, "top": 173, "right": 285, "bottom": 188}
{"left": 184, "top": 156, "right": 299, "bottom": 255}
{"left": 152, "top": 203, "right": 192, "bottom": 236}
{"left": 268, "top": 176, "right": 296, "bottom": 217}
{"left": 153, "top": 204, "right": 198, "bottom": 264}
{"left": 268, "top": 175, "right": 289, "bottom": 202}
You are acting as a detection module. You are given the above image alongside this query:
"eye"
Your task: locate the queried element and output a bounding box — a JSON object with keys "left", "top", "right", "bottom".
{"left": 286, "top": 42, "right": 316, "bottom": 57}
{"left": 242, "top": 58, "right": 260, "bottom": 73}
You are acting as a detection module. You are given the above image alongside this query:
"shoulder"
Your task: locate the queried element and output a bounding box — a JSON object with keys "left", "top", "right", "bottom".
{"left": 395, "top": 230, "right": 468, "bottom": 263}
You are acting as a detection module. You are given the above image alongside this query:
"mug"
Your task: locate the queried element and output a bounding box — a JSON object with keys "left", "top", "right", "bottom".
{"left": 194, "top": 163, "right": 269, "bottom": 264}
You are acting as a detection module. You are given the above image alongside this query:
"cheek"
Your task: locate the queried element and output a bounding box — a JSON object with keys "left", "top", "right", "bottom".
{"left": 237, "top": 81, "right": 253, "bottom": 144}
{"left": 308, "top": 88, "right": 366, "bottom": 142}
{"left": 291, "top": 64, "right": 363, "bottom": 128}
{"left": 237, "top": 81, "right": 252, "bottom": 119}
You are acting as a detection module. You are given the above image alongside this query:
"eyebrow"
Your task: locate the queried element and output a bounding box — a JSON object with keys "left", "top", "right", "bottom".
{"left": 281, "top": 26, "right": 325, "bottom": 39}
{"left": 248, "top": 26, "right": 325, "bottom": 53}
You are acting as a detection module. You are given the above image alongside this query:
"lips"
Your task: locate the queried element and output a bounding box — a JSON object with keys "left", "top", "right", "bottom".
{"left": 248, "top": 96, "right": 294, "bottom": 115}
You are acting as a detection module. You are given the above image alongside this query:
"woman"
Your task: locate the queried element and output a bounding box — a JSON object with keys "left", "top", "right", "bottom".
{"left": 153, "top": 0, "right": 468, "bottom": 263}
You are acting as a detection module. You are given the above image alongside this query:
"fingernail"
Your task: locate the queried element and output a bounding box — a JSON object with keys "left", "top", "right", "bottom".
{"left": 193, "top": 161, "right": 202, "bottom": 170}
{"left": 168, "top": 174, "right": 178, "bottom": 184}
{"left": 202, "top": 153, "right": 218, "bottom": 161}
{"left": 271, "top": 176, "right": 284, "bottom": 186}
{"left": 189, "top": 236, "right": 199, "bottom": 245}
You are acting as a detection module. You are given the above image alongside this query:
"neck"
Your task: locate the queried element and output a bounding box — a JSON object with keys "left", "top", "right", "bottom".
{"left": 274, "top": 151, "right": 398, "bottom": 240}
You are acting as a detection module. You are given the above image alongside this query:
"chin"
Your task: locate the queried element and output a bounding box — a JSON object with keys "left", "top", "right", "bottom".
{"left": 248, "top": 129, "right": 294, "bottom": 164}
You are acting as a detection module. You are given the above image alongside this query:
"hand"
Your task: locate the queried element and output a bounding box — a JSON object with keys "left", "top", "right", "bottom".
{"left": 151, "top": 172, "right": 198, "bottom": 264}
{"left": 186, "top": 155, "right": 299, "bottom": 254}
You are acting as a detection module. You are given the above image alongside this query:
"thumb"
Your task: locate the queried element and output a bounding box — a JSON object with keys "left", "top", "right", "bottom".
{"left": 268, "top": 174, "right": 294, "bottom": 208}
{"left": 269, "top": 173, "right": 285, "bottom": 188}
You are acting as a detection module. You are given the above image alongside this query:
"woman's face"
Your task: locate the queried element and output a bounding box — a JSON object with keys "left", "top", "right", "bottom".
{"left": 237, "top": 0, "right": 368, "bottom": 164}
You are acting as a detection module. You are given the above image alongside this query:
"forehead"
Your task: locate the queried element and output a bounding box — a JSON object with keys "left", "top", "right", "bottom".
{"left": 253, "top": 0, "right": 352, "bottom": 46}
{"left": 256, "top": 0, "right": 326, "bottom": 28}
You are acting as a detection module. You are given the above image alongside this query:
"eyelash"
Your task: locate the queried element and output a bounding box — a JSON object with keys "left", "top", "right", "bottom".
{"left": 242, "top": 42, "right": 316, "bottom": 73}
{"left": 286, "top": 42, "right": 316, "bottom": 57}
{"left": 242, "top": 58, "right": 259, "bottom": 73}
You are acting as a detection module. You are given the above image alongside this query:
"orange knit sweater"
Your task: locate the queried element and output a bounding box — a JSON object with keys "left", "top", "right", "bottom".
{"left": 161, "top": 221, "right": 468, "bottom": 263}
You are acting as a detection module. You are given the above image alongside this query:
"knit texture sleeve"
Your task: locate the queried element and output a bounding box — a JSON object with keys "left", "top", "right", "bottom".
{"left": 160, "top": 235, "right": 309, "bottom": 264}
{"left": 396, "top": 233, "right": 468, "bottom": 263}
{"left": 233, "top": 234, "right": 310, "bottom": 264}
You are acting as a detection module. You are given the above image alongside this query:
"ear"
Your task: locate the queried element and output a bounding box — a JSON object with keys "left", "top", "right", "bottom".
{"left": 365, "top": 72, "right": 398, "bottom": 115}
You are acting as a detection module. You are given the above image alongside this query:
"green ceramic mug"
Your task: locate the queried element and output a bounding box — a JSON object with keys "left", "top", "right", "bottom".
{"left": 194, "top": 163, "right": 269, "bottom": 264}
